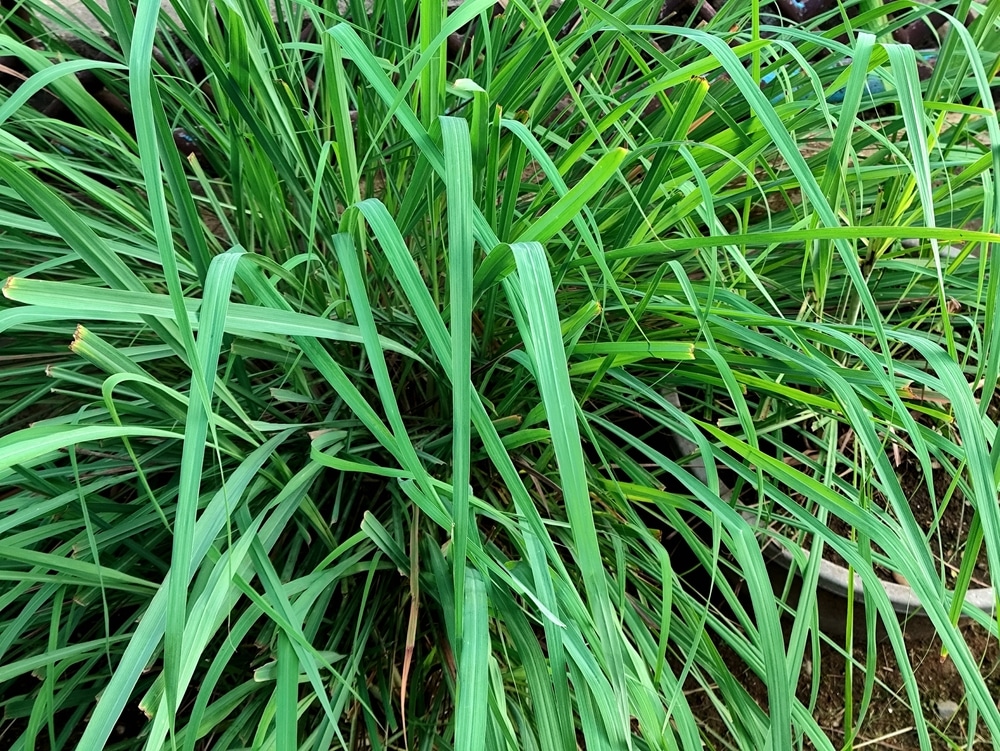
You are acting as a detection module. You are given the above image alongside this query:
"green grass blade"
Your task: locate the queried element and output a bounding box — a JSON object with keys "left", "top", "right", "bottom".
{"left": 442, "top": 115, "right": 476, "bottom": 643}
{"left": 455, "top": 569, "right": 489, "bottom": 751}
{"left": 510, "top": 240, "right": 629, "bottom": 746}
{"left": 514, "top": 147, "right": 627, "bottom": 245}
{"left": 72, "top": 433, "right": 294, "bottom": 750}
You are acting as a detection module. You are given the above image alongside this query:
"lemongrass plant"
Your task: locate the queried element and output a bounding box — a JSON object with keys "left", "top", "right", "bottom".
{"left": 1, "top": 0, "right": 999, "bottom": 748}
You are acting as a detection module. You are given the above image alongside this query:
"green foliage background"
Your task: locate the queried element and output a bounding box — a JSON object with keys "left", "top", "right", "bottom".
{"left": 1, "top": 0, "right": 999, "bottom": 748}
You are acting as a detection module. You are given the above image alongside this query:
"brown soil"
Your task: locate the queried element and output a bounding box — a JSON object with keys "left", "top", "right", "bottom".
{"left": 820, "top": 456, "right": 991, "bottom": 590}
{"left": 695, "top": 420, "right": 997, "bottom": 748}
{"left": 740, "top": 413, "right": 993, "bottom": 591}
{"left": 686, "top": 622, "right": 1000, "bottom": 750}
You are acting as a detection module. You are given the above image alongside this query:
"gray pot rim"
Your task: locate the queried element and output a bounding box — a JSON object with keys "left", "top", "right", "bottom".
{"left": 664, "top": 393, "right": 995, "bottom": 619}
{"left": 755, "top": 519, "right": 995, "bottom": 618}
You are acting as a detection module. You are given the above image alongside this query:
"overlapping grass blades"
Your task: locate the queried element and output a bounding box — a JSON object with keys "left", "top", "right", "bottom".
{"left": 0, "top": 0, "right": 999, "bottom": 748}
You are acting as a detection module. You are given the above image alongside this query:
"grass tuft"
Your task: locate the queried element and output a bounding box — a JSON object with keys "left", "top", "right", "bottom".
{"left": 1, "top": 0, "right": 999, "bottom": 748}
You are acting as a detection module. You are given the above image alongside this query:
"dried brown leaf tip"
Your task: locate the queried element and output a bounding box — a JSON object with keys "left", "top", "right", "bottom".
{"left": 70, "top": 324, "right": 87, "bottom": 351}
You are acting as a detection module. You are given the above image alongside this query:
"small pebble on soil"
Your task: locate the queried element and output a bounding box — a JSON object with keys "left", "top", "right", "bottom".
{"left": 935, "top": 699, "right": 959, "bottom": 721}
